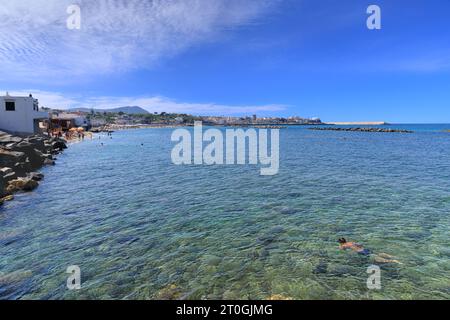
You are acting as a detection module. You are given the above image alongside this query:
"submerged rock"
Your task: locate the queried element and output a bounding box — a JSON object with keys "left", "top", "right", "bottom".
{"left": 328, "top": 265, "right": 357, "bottom": 277}
{"left": 156, "top": 284, "right": 182, "bottom": 300}
{"left": 267, "top": 294, "right": 293, "bottom": 300}
{"left": 202, "top": 255, "right": 222, "bottom": 266}
{"left": 279, "top": 207, "right": 298, "bottom": 215}
{"left": 0, "top": 270, "right": 32, "bottom": 285}
{"left": 313, "top": 260, "right": 328, "bottom": 274}
{"left": 0, "top": 229, "right": 23, "bottom": 246}
{"left": 256, "top": 226, "right": 285, "bottom": 246}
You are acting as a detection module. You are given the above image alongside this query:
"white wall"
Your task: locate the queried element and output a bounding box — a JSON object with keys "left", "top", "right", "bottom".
{"left": 0, "top": 96, "right": 49, "bottom": 135}
{"left": 74, "top": 116, "right": 89, "bottom": 127}
{"left": 90, "top": 118, "right": 107, "bottom": 127}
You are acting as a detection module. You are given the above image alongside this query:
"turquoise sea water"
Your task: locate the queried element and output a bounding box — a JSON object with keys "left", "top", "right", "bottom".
{"left": 1, "top": 125, "right": 449, "bottom": 300}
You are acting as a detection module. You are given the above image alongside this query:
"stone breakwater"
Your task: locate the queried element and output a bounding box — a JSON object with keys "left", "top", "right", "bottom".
{"left": 0, "top": 131, "right": 67, "bottom": 205}
{"left": 309, "top": 127, "right": 414, "bottom": 133}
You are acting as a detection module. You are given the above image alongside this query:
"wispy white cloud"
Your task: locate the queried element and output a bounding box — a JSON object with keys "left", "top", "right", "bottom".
{"left": 1, "top": 89, "right": 288, "bottom": 115}
{"left": 0, "top": 0, "right": 277, "bottom": 81}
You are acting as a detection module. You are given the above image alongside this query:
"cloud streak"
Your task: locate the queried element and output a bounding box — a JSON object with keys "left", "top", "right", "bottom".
{"left": 0, "top": 0, "right": 277, "bottom": 81}
{"left": 2, "top": 89, "right": 288, "bottom": 116}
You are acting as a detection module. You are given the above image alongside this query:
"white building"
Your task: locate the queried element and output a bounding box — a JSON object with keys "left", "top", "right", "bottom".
{"left": 90, "top": 117, "right": 107, "bottom": 127}
{"left": 0, "top": 94, "right": 49, "bottom": 135}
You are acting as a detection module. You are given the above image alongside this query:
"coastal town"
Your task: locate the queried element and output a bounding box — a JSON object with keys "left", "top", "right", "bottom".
{"left": 0, "top": 93, "right": 323, "bottom": 205}
{"left": 0, "top": 92, "right": 423, "bottom": 205}
{"left": 1, "top": 93, "right": 324, "bottom": 133}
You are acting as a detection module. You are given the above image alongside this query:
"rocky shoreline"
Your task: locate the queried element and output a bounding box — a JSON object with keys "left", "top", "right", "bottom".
{"left": 308, "top": 127, "right": 414, "bottom": 133}
{"left": 0, "top": 131, "right": 67, "bottom": 206}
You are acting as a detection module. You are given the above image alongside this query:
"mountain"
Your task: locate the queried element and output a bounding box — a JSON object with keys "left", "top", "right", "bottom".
{"left": 68, "top": 106, "right": 149, "bottom": 114}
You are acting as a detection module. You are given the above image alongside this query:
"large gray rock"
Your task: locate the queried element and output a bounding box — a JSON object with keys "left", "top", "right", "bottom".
{"left": 0, "top": 175, "right": 5, "bottom": 199}
{"left": 0, "top": 132, "right": 66, "bottom": 199}
{"left": 0, "top": 131, "right": 22, "bottom": 145}
{"left": 0, "top": 167, "right": 13, "bottom": 176}
{"left": 0, "top": 149, "right": 27, "bottom": 167}
{"left": 12, "top": 161, "right": 33, "bottom": 178}
{"left": 0, "top": 167, "right": 16, "bottom": 183}
{"left": 51, "top": 139, "right": 67, "bottom": 152}
{"left": 24, "top": 136, "right": 46, "bottom": 152}
{"left": 8, "top": 141, "right": 48, "bottom": 170}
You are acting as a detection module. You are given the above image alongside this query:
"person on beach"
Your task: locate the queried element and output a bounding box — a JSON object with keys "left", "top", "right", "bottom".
{"left": 338, "top": 238, "right": 402, "bottom": 264}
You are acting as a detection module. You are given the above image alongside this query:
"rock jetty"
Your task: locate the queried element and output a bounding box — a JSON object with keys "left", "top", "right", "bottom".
{"left": 309, "top": 127, "right": 413, "bottom": 133}
{"left": 0, "top": 131, "right": 67, "bottom": 205}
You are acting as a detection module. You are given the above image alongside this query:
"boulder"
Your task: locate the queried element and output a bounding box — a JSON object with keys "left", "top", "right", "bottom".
{"left": 51, "top": 140, "right": 67, "bottom": 152}
{"left": 1, "top": 195, "right": 14, "bottom": 202}
{"left": 25, "top": 136, "right": 46, "bottom": 152}
{"left": 44, "top": 159, "right": 56, "bottom": 166}
{"left": 6, "top": 177, "right": 39, "bottom": 193}
{"left": 27, "top": 172, "right": 44, "bottom": 181}
{"left": 0, "top": 175, "right": 5, "bottom": 199}
{"left": 41, "top": 153, "right": 54, "bottom": 160}
{"left": 0, "top": 149, "right": 27, "bottom": 167}
{"left": 0, "top": 194, "right": 14, "bottom": 205}
{"left": 0, "top": 167, "right": 13, "bottom": 176}
{"left": 0, "top": 132, "right": 22, "bottom": 145}
{"left": 0, "top": 132, "right": 66, "bottom": 200}
{"left": 8, "top": 142, "right": 46, "bottom": 169}
{"left": 4, "top": 171, "right": 16, "bottom": 181}
{"left": 13, "top": 161, "right": 31, "bottom": 178}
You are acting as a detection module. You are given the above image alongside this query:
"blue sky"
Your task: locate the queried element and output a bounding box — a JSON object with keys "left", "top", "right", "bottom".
{"left": 1, "top": 0, "right": 449, "bottom": 122}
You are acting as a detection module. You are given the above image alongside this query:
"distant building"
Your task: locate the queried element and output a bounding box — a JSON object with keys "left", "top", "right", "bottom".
{"left": 90, "top": 117, "right": 107, "bottom": 127}
{"left": 174, "top": 117, "right": 184, "bottom": 124}
{"left": 309, "top": 117, "right": 322, "bottom": 124}
{"left": 115, "top": 114, "right": 134, "bottom": 125}
{"left": 0, "top": 94, "right": 49, "bottom": 135}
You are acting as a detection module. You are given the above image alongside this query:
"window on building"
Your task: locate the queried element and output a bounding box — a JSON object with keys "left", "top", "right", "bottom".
{"left": 5, "top": 101, "right": 16, "bottom": 111}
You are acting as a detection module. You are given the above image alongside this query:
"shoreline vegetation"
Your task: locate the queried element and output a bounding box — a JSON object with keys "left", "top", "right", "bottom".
{"left": 0, "top": 131, "right": 67, "bottom": 206}
{"left": 58, "top": 108, "right": 323, "bottom": 129}
{"left": 90, "top": 124, "right": 289, "bottom": 132}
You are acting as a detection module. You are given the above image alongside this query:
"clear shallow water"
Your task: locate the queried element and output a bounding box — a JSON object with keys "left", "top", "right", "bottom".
{"left": 1, "top": 125, "right": 449, "bottom": 300}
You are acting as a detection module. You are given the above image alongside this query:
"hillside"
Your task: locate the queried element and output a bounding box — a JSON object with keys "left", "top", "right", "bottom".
{"left": 69, "top": 106, "right": 149, "bottom": 114}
